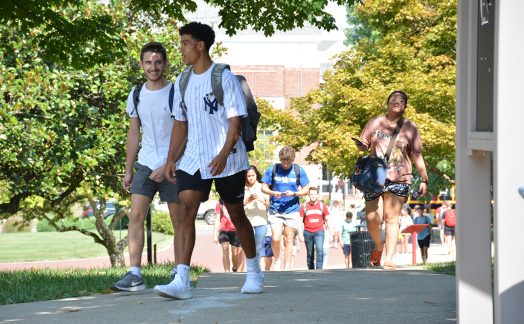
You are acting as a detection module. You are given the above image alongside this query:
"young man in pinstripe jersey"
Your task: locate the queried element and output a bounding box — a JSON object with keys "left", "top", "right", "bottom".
{"left": 154, "top": 22, "right": 263, "bottom": 299}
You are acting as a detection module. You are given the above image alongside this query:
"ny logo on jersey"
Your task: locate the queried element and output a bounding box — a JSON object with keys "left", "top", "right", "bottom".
{"left": 204, "top": 93, "right": 219, "bottom": 114}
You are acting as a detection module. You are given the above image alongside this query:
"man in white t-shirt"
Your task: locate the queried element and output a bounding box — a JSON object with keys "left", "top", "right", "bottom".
{"left": 154, "top": 22, "right": 263, "bottom": 299}
{"left": 111, "top": 42, "right": 179, "bottom": 292}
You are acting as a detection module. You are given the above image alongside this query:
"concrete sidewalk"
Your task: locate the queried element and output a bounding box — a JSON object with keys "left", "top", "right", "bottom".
{"left": 0, "top": 268, "right": 456, "bottom": 324}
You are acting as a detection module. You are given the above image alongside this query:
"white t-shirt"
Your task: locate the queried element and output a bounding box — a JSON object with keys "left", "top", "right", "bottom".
{"left": 171, "top": 63, "right": 249, "bottom": 179}
{"left": 126, "top": 82, "right": 174, "bottom": 170}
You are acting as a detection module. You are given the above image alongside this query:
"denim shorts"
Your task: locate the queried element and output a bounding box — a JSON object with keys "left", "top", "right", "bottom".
{"left": 260, "top": 236, "right": 273, "bottom": 257}
{"left": 363, "top": 179, "right": 410, "bottom": 201}
{"left": 343, "top": 244, "right": 351, "bottom": 256}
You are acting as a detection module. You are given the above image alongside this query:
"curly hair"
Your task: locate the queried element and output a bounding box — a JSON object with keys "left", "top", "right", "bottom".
{"left": 179, "top": 22, "right": 215, "bottom": 52}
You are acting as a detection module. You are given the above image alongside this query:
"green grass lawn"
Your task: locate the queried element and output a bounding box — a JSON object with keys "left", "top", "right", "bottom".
{"left": 0, "top": 264, "right": 209, "bottom": 304}
{"left": 0, "top": 231, "right": 173, "bottom": 262}
{"left": 425, "top": 261, "right": 456, "bottom": 275}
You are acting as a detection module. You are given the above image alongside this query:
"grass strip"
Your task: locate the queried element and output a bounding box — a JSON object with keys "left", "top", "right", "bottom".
{"left": 0, "top": 231, "right": 173, "bottom": 262}
{"left": 425, "top": 261, "right": 456, "bottom": 275}
{"left": 0, "top": 263, "right": 208, "bottom": 305}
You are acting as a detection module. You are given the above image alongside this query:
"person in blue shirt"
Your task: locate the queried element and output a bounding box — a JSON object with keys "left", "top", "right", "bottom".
{"left": 261, "top": 146, "right": 310, "bottom": 270}
{"left": 340, "top": 212, "right": 357, "bottom": 269}
{"left": 413, "top": 205, "right": 433, "bottom": 264}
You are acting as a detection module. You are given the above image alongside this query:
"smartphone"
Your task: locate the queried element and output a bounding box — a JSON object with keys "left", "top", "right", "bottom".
{"left": 351, "top": 137, "right": 366, "bottom": 147}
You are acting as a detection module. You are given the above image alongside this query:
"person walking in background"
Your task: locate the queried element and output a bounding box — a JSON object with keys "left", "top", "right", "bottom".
{"left": 329, "top": 199, "right": 343, "bottom": 248}
{"left": 112, "top": 42, "right": 178, "bottom": 292}
{"left": 259, "top": 226, "right": 274, "bottom": 271}
{"left": 213, "top": 200, "right": 244, "bottom": 272}
{"left": 442, "top": 205, "right": 456, "bottom": 255}
{"left": 244, "top": 165, "right": 270, "bottom": 266}
{"left": 299, "top": 187, "right": 330, "bottom": 270}
{"left": 413, "top": 206, "right": 433, "bottom": 264}
{"left": 340, "top": 212, "right": 357, "bottom": 269}
{"left": 398, "top": 205, "right": 413, "bottom": 254}
{"left": 261, "top": 146, "right": 311, "bottom": 270}
{"left": 436, "top": 201, "right": 449, "bottom": 246}
{"left": 354, "top": 90, "right": 429, "bottom": 270}
{"left": 155, "top": 22, "right": 263, "bottom": 299}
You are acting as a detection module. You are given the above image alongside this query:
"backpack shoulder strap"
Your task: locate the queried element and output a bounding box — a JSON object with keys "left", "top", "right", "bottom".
{"left": 294, "top": 163, "right": 301, "bottom": 187}
{"left": 132, "top": 83, "right": 143, "bottom": 119}
{"left": 211, "top": 63, "right": 231, "bottom": 106}
{"left": 168, "top": 82, "right": 174, "bottom": 114}
{"left": 178, "top": 65, "right": 193, "bottom": 116}
{"left": 270, "top": 163, "right": 279, "bottom": 189}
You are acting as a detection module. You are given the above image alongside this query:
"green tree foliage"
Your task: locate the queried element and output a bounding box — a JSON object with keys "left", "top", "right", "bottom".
{"left": 0, "top": 3, "right": 183, "bottom": 266}
{"left": 261, "top": 0, "right": 456, "bottom": 196}
{"left": 0, "top": 0, "right": 359, "bottom": 265}
{"left": 1, "top": 0, "right": 358, "bottom": 68}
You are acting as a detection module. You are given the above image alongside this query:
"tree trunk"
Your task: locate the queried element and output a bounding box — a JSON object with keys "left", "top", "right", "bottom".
{"left": 107, "top": 237, "right": 128, "bottom": 267}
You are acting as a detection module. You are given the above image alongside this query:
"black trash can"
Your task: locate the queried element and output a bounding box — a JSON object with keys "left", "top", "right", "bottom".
{"left": 350, "top": 231, "right": 375, "bottom": 268}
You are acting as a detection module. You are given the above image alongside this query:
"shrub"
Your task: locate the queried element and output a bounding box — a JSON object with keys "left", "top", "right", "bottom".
{"left": 2, "top": 217, "right": 31, "bottom": 233}
{"left": 105, "top": 215, "right": 129, "bottom": 230}
{"left": 151, "top": 211, "right": 173, "bottom": 235}
{"left": 37, "top": 217, "right": 100, "bottom": 232}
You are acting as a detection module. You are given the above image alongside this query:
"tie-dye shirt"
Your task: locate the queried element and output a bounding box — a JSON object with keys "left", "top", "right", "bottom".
{"left": 359, "top": 115, "right": 423, "bottom": 184}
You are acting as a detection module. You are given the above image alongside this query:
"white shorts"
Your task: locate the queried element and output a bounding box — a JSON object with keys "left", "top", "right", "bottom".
{"left": 268, "top": 211, "right": 301, "bottom": 230}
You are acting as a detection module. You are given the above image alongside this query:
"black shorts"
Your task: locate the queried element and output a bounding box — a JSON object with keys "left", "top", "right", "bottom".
{"left": 218, "top": 230, "right": 241, "bottom": 247}
{"left": 417, "top": 235, "right": 431, "bottom": 248}
{"left": 130, "top": 162, "right": 179, "bottom": 202}
{"left": 444, "top": 226, "right": 455, "bottom": 236}
{"left": 176, "top": 169, "right": 246, "bottom": 204}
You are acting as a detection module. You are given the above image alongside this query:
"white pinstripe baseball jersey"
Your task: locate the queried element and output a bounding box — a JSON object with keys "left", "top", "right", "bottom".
{"left": 171, "top": 63, "right": 249, "bottom": 179}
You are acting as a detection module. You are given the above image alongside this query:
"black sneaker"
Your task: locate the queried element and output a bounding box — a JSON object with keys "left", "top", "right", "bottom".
{"left": 111, "top": 271, "right": 146, "bottom": 292}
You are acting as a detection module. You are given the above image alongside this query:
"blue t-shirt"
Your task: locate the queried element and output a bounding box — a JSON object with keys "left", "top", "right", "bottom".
{"left": 413, "top": 215, "right": 432, "bottom": 239}
{"left": 261, "top": 163, "right": 310, "bottom": 214}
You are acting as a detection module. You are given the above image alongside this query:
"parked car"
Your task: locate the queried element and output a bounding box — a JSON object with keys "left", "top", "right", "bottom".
{"left": 197, "top": 200, "right": 217, "bottom": 225}
{"left": 82, "top": 200, "right": 119, "bottom": 218}
{"left": 151, "top": 199, "right": 216, "bottom": 225}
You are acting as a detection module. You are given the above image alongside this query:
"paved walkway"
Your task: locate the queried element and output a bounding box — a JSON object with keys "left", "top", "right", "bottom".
{"left": 0, "top": 268, "right": 456, "bottom": 323}
{"left": 0, "top": 225, "right": 456, "bottom": 323}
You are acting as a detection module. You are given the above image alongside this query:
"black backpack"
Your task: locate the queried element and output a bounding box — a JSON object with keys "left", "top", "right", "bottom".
{"left": 131, "top": 83, "right": 175, "bottom": 121}
{"left": 178, "top": 63, "right": 261, "bottom": 152}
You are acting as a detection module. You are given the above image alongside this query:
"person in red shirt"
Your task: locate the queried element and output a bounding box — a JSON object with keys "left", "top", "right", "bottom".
{"left": 213, "top": 199, "right": 244, "bottom": 272}
{"left": 299, "top": 187, "right": 330, "bottom": 270}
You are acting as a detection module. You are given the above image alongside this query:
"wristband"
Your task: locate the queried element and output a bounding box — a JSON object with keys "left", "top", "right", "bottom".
{"left": 421, "top": 179, "right": 428, "bottom": 184}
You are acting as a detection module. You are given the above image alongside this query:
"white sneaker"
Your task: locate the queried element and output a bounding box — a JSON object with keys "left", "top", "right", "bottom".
{"left": 154, "top": 278, "right": 192, "bottom": 300}
{"left": 273, "top": 259, "right": 281, "bottom": 271}
{"left": 241, "top": 271, "right": 264, "bottom": 294}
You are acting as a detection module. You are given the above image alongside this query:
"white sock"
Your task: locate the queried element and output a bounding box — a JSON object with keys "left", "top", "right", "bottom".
{"left": 246, "top": 257, "right": 261, "bottom": 273}
{"left": 130, "top": 266, "right": 141, "bottom": 277}
{"left": 176, "top": 264, "right": 190, "bottom": 286}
